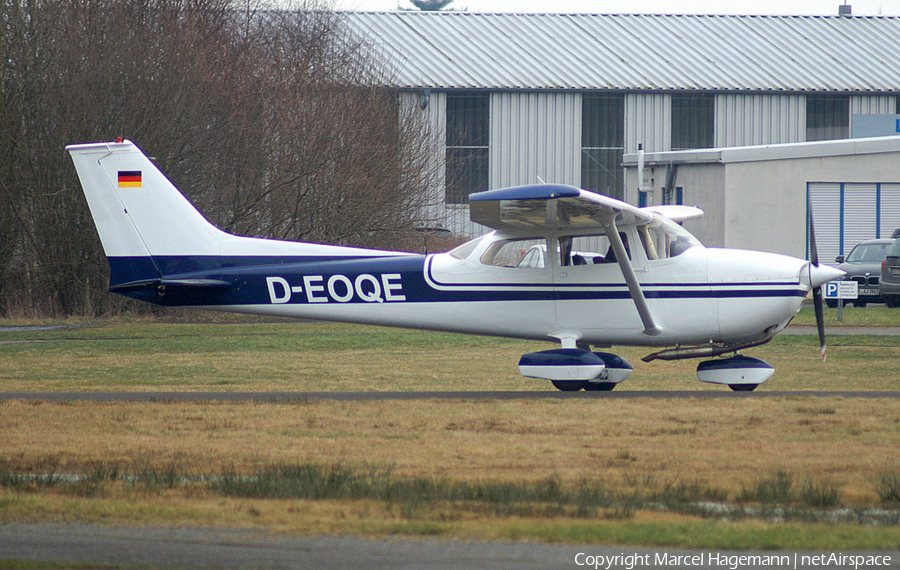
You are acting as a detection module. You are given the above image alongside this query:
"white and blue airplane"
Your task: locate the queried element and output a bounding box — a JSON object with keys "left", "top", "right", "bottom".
{"left": 68, "top": 140, "right": 843, "bottom": 392}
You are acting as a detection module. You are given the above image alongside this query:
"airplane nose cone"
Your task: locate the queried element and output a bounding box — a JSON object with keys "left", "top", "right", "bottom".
{"left": 808, "top": 263, "right": 845, "bottom": 289}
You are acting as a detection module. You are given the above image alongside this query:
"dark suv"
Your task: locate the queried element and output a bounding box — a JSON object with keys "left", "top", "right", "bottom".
{"left": 881, "top": 238, "right": 900, "bottom": 308}
{"left": 828, "top": 239, "right": 893, "bottom": 307}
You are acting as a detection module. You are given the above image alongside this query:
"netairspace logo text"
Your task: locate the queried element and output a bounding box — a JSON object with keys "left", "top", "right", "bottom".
{"left": 574, "top": 552, "right": 892, "bottom": 570}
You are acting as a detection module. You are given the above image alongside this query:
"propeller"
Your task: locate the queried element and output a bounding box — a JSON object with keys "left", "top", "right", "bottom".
{"left": 808, "top": 202, "right": 827, "bottom": 361}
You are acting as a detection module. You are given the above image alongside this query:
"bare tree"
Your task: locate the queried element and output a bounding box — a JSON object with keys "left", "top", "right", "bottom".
{"left": 202, "top": 7, "right": 442, "bottom": 251}
{"left": 0, "top": 0, "right": 442, "bottom": 316}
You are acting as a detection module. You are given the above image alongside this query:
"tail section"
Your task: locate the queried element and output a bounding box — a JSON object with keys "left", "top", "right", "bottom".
{"left": 68, "top": 140, "right": 404, "bottom": 299}
{"left": 67, "top": 140, "right": 226, "bottom": 288}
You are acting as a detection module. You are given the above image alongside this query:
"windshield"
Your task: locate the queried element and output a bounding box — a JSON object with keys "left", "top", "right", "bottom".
{"left": 447, "top": 236, "right": 483, "bottom": 260}
{"left": 846, "top": 242, "right": 889, "bottom": 263}
{"left": 638, "top": 217, "right": 702, "bottom": 260}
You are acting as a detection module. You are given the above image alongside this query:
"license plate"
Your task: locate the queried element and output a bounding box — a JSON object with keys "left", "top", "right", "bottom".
{"left": 892, "top": 268, "right": 900, "bottom": 276}
{"left": 859, "top": 288, "right": 879, "bottom": 296}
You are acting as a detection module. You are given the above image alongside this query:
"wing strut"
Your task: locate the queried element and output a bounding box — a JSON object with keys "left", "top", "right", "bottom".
{"left": 604, "top": 214, "right": 663, "bottom": 337}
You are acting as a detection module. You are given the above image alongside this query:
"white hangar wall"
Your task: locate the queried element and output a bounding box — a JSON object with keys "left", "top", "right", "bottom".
{"left": 407, "top": 88, "right": 900, "bottom": 240}
{"left": 625, "top": 93, "right": 670, "bottom": 153}
{"left": 416, "top": 90, "right": 586, "bottom": 236}
{"left": 353, "top": 12, "right": 900, "bottom": 240}
{"left": 715, "top": 94, "right": 805, "bottom": 148}
{"left": 490, "top": 91, "right": 581, "bottom": 189}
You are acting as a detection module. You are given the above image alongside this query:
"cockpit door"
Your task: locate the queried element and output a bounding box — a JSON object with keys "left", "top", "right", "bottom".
{"left": 552, "top": 227, "right": 650, "bottom": 336}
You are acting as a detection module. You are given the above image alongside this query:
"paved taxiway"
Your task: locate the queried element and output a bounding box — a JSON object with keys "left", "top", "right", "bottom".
{"left": 3, "top": 523, "right": 899, "bottom": 570}
{"left": 2, "top": 390, "right": 900, "bottom": 402}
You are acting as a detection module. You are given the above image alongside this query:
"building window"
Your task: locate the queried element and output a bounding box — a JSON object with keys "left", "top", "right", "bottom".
{"left": 445, "top": 93, "right": 489, "bottom": 204}
{"left": 806, "top": 95, "right": 849, "bottom": 141}
{"left": 581, "top": 93, "right": 625, "bottom": 200}
{"left": 664, "top": 186, "right": 684, "bottom": 206}
{"left": 671, "top": 93, "right": 714, "bottom": 150}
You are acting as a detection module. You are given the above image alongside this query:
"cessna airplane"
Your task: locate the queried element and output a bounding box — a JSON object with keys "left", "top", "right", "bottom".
{"left": 67, "top": 140, "right": 843, "bottom": 392}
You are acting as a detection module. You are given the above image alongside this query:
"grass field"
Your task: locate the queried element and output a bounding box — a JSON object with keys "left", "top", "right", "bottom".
{"left": 2, "top": 308, "right": 900, "bottom": 550}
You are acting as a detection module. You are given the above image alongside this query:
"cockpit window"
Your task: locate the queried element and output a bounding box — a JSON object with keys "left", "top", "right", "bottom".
{"left": 481, "top": 238, "right": 546, "bottom": 268}
{"left": 517, "top": 246, "right": 545, "bottom": 268}
{"left": 558, "top": 234, "right": 623, "bottom": 266}
{"left": 638, "top": 218, "right": 701, "bottom": 260}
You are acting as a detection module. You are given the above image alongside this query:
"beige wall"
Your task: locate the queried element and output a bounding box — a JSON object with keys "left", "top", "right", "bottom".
{"left": 724, "top": 153, "right": 900, "bottom": 258}
{"left": 625, "top": 149, "right": 900, "bottom": 259}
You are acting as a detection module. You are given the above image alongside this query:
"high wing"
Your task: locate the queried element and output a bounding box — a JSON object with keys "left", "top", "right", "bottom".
{"left": 469, "top": 184, "right": 655, "bottom": 231}
{"left": 641, "top": 204, "right": 704, "bottom": 224}
{"left": 469, "top": 184, "right": 669, "bottom": 337}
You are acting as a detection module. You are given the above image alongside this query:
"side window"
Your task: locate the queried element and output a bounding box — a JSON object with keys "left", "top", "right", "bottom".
{"left": 518, "top": 247, "right": 544, "bottom": 269}
{"left": 481, "top": 239, "right": 546, "bottom": 268}
{"left": 558, "top": 234, "right": 628, "bottom": 266}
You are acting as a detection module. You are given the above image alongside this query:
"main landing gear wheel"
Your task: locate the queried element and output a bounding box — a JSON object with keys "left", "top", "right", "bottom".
{"left": 584, "top": 382, "right": 617, "bottom": 391}
{"left": 729, "top": 384, "right": 758, "bottom": 392}
{"left": 550, "top": 380, "right": 588, "bottom": 391}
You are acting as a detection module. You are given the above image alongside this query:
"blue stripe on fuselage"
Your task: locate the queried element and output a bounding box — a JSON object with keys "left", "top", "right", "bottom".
{"left": 106, "top": 254, "right": 806, "bottom": 307}
{"left": 107, "top": 255, "right": 380, "bottom": 287}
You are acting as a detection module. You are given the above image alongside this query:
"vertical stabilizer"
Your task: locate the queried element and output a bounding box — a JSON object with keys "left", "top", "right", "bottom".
{"left": 68, "top": 139, "right": 408, "bottom": 295}
{"left": 67, "top": 140, "right": 225, "bottom": 286}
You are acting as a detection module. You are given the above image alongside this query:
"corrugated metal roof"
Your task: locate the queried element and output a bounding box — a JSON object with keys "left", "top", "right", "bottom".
{"left": 343, "top": 12, "right": 900, "bottom": 92}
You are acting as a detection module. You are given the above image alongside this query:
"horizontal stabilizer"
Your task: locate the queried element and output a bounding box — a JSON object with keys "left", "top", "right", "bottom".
{"left": 110, "top": 278, "right": 232, "bottom": 294}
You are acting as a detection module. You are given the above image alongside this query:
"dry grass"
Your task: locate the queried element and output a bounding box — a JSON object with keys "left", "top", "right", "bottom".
{"left": 3, "top": 315, "right": 900, "bottom": 548}
{"left": 2, "top": 397, "right": 898, "bottom": 504}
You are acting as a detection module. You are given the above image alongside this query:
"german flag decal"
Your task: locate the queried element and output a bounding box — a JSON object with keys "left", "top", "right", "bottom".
{"left": 117, "top": 170, "right": 142, "bottom": 188}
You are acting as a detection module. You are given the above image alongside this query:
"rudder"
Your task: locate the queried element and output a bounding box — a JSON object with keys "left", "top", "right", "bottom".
{"left": 67, "top": 140, "right": 225, "bottom": 288}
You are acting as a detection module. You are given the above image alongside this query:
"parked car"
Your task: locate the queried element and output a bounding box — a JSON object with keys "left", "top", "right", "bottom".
{"left": 828, "top": 239, "right": 894, "bottom": 307}
{"left": 881, "top": 238, "right": 900, "bottom": 308}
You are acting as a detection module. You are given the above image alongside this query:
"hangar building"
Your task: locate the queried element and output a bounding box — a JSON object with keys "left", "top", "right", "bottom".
{"left": 345, "top": 11, "right": 900, "bottom": 256}
{"left": 622, "top": 136, "right": 900, "bottom": 260}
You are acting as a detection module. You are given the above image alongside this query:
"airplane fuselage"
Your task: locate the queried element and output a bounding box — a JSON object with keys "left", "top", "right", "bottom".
{"left": 120, "top": 234, "right": 809, "bottom": 349}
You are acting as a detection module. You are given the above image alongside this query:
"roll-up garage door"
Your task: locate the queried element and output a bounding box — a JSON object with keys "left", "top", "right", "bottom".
{"left": 881, "top": 184, "right": 900, "bottom": 239}
{"left": 808, "top": 183, "right": 900, "bottom": 264}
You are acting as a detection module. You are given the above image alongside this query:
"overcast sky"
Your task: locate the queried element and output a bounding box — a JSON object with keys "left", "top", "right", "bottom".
{"left": 334, "top": 0, "right": 900, "bottom": 16}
